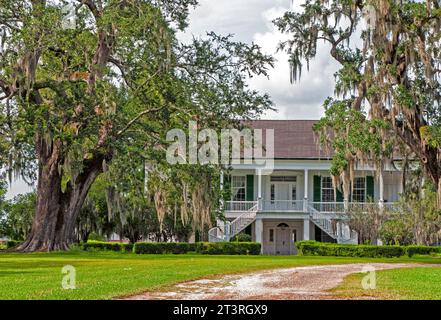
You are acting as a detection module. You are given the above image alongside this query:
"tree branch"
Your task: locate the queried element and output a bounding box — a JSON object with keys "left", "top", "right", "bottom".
{"left": 116, "top": 107, "right": 164, "bottom": 137}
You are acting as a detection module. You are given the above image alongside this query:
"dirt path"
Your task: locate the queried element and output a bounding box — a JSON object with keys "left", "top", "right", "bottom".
{"left": 124, "top": 263, "right": 439, "bottom": 300}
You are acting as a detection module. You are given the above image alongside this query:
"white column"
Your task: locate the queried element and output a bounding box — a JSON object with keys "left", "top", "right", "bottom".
{"left": 220, "top": 170, "right": 224, "bottom": 211}
{"left": 303, "top": 169, "right": 309, "bottom": 212}
{"left": 303, "top": 218, "right": 310, "bottom": 240}
{"left": 304, "top": 169, "right": 309, "bottom": 200}
{"left": 379, "top": 169, "right": 384, "bottom": 209}
{"left": 257, "top": 169, "right": 262, "bottom": 199}
{"left": 255, "top": 218, "right": 263, "bottom": 244}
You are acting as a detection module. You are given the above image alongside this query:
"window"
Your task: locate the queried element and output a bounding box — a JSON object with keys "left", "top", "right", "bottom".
{"left": 321, "top": 177, "right": 335, "bottom": 202}
{"left": 277, "top": 223, "right": 289, "bottom": 228}
{"left": 270, "top": 184, "right": 275, "bottom": 203}
{"left": 352, "top": 177, "right": 366, "bottom": 202}
{"left": 232, "top": 176, "right": 246, "bottom": 201}
{"left": 291, "top": 185, "right": 297, "bottom": 201}
{"left": 292, "top": 229, "right": 297, "bottom": 242}
{"left": 269, "top": 229, "right": 274, "bottom": 242}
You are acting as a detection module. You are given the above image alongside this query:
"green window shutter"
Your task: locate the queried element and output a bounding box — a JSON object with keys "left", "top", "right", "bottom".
{"left": 224, "top": 175, "right": 231, "bottom": 201}
{"left": 313, "top": 175, "right": 321, "bottom": 202}
{"left": 336, "top": 187, "right": 343, "bottom": 202}
{"left": 246, "top": 175, "right": 254, "bottom": 201}
{"left": 348, "top": 182, "right": 352, "bottom": 202}
{"left": 366, "top": 176, "right": 374, "bottom": 202}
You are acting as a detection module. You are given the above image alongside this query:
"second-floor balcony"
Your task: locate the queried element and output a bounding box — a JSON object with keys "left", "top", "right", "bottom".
{"left": 224, "top": 200, "right": 398, "bottom": 215}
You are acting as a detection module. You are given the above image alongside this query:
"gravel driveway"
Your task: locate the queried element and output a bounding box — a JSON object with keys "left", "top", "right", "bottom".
{"left": 124, "top": 263, "right": 437, "bottom": 300}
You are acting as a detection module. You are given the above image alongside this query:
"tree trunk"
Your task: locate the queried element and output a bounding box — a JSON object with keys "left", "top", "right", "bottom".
{"left": 17, "top": 149, "right": 103, "bottom": 252}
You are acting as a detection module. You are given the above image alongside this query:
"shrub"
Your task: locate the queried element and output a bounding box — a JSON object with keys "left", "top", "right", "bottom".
{"left": 134, "top": 242, "right": 196, "bottom": 254}
{"left": 82, "top": 241, "right": 133, "bottom": 252}
{"left": 230, "top": 233, "right": 252, "bottom": 242}
{"left": 405, "top": 245, "right": 438, "bottom": 257}
{"left": 87, "top": 232, "right": 106, "bottom": 242}
{"left": 6, "top": 240, "right": 21, "bottom": 249}
{"left": 379, "top": 219, "right": 414, "bottom": 245}
{"left": 296, "top": 240, "right": 405, "bottom": 258}
{"left": 195, "top": 242, "right": 261, "bottom": 255}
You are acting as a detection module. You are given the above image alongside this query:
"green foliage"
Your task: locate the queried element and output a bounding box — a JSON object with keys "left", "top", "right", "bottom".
{"left": 87, "top": 232, "right": 106, "bottom": 242}
{"left": 196, "top": 242, "right": 261, "bottom": 255}
{"left": 0, "top": 192, "right": 36, "bottom": 241}
{"left": 421, "top": 125, "right": 441, "bottom": 148}
{"left": 76, "top": 176, "right": 110, "bottom": 242}
{"left": 275, "top": 0, "right": 441, "bottom": 204}
{"left": 405, "top": 245, "right": 439, "bottom": 257}
{"left": 0, "top": 0, "right": 274, "bottom": 187}
{"left": 396, "top": 185, "right": 441, "bottom": 246}
{"left": 0, "top": 0, "right": 274, "bottom": 250}
{"left": 134, "top": 242, "right": 260, "bottom": 255}
{"left": 296, "top": 241, "right": 440, "bottom": 258}
{"left": 134, "top": 242, "right": 196, "bottom": 254}
{"left": 1, "top": 252, "right": 438, "bottom": 299}
{"left": 82, "top": 240, "right": 133, "bottom": 253}
{"left": 313, "top": 98, "right": 392, "bottom": 176}
{"left": 5, "top": 240, "right": 21, "bottom": 249}
{"left": 296, "top": 240, "right": 403, "bottom": 257}
{"left": 379, "top": 219, "right": 415, "bottom": 246}
{"left": 230, "top": 232, "right": 252, "bottom": 242}
{"left": 0, "top": 180, "right": 8, "bottom": 237}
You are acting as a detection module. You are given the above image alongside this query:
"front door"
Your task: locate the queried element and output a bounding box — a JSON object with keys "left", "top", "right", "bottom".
{"left": 276, "top": 223, "right": 291, "bottom": 255}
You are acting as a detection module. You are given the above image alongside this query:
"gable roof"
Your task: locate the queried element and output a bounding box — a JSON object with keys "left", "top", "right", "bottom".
{"left": 246, "top": 120, "right": 331, "bottom": 159}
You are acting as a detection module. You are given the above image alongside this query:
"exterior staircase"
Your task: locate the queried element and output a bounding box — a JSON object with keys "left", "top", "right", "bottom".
{"left": 208, "top": 201, "right": 258, "bottom": 242}
{"left": 307, "top": 204, "right": 357, "bottom": 244}
{"left": 209, "top": 200, "right": 357, "bottom": 244}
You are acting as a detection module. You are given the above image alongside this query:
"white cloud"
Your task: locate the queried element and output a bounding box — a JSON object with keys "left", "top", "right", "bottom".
{"left": 180, "top": 0, "right": 341, "bottom": 120}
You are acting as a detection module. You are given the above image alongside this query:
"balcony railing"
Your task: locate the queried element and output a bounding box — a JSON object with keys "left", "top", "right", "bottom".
{"left": 224, "top": 200, "right": 397, "bottom": 214}
{"left": 224, "top": 201, "right": 259, "bottom": 212}
{"left": 261, "top": 200, "right": 304, "bottom": 212}
{"left": 309, "top": 202, "right": 380, "bottom": 213}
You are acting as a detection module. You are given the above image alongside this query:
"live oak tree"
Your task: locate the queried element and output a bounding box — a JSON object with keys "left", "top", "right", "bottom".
{"left": 0, "top": 0, "right": 273, "bottom": 251}
{"left": 275, "top": 0, "right": 441, "bottom": 205}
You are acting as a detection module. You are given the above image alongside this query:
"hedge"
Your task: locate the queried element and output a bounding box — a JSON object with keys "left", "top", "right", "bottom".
{"left": 296, "top": 240, "right": 440, "bottom": 258}
{"left": 6, "top": 240, "right": 21, "bottom": 249}
{"left": 82, "top": 241, "right": 133, "bottom": 252}
{"left": 406, "top": 245, "right": 440, "bottom": 257}
{"left": 134, "top": 242, "right": 197, "bottom": 254}
{"left": 195, "top": 242, "right": 261, "bottom": 255}
{"left": 81, "top": 241, "right": 261, "bottom": 255}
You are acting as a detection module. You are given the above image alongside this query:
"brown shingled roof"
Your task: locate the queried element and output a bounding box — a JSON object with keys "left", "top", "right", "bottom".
{"left": 246, "top": 120, "right": 332, "bottom": 159}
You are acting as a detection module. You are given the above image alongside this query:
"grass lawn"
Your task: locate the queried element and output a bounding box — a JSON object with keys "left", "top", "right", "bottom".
{"left": 332, "top": 264, "right": 441, "bottom": 300}
{"left": 0, "top": 250, "right": 440, "bottom": 300}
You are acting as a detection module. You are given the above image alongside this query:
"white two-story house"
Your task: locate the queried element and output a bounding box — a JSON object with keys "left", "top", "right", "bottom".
{"left": 209, "top": 120, "right": 403, "bottom": 255}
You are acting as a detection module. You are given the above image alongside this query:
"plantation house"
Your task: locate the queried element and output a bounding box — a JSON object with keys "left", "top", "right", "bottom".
{"left": 209, "top": 120, "right": 403, "bottom": 255}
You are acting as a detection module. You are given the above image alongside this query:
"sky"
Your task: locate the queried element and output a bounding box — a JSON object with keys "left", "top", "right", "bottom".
{"left": 6, "top": 0, "right": 340, "bottom": 199}
{"left": 180, "top": 0, "right": 340, "bottom": 120}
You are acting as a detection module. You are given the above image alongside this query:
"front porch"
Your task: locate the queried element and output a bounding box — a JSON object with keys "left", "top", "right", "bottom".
{"left": 210, "top": 166, "right": 402, "bottom": 250}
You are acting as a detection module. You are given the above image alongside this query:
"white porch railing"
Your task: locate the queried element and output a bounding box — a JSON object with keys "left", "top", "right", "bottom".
{"left": 309, "top": 202, "right": 379, "bottom": 213}
{"left": 209, "top": 201, "right": 258, "bottom": 242}
{"left": 260, "top": 200, "right": 304, "bottom": 212}
{"left": 224, "top": 201, "right": 259, "bottom": 212}
{"left": 224, "top": 200, "right": 397, "bottom": 213}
